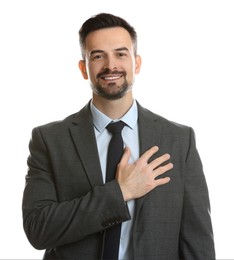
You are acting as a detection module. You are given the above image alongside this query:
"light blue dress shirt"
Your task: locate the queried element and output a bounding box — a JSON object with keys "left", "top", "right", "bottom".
{"left": 90, "top": 100, "right": 139, "bottom": 260}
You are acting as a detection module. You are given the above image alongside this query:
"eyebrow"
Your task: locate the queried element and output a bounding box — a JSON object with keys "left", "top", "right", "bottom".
{"left": 114, "top": 47, "right": 129, "bottom": 52}
{"left": 89, "top": 47, "right": 129, "bottom": 56}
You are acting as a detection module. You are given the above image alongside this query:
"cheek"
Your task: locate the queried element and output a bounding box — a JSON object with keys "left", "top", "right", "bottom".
{"left": 88, "top": 64, "right": 102, "bottom": 78}
{"left": 126, "top": 63, "right": 136, "bottom": 77}
{"left": 87, "top": 67, "right": 96, "bottom": 80}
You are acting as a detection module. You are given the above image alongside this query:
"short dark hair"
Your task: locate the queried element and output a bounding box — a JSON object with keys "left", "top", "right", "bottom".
{"left": 79, "top": 13, "right": 137, "bottom": 59}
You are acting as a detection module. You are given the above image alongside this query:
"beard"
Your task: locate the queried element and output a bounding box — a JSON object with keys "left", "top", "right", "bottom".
{"left": 90, "top": 69, "right": 133, "bottom": 100}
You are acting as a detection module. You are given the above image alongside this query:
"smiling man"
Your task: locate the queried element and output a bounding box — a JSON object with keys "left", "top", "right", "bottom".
{"left": 23, "top": 13, "right": 215, "bottom": 260}
{"left": 79, "top": 27, "right": 140, "bottom": 102}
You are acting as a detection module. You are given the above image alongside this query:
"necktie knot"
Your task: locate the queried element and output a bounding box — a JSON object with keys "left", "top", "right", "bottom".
{"left": 106, "top": 121, "right": 126, "bottom": 135}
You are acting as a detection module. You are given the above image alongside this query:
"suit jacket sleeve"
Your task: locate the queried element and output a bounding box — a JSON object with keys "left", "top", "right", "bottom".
{"left": 179, "top": 127, "right": 215, "bottom": 259}
{"left": 22, "top": 126, "right": 131, "bottom": 250}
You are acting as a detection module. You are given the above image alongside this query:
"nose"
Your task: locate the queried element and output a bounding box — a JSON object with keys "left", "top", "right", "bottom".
{"left": 103, "top": 57, "right": 118, "bottom": 71}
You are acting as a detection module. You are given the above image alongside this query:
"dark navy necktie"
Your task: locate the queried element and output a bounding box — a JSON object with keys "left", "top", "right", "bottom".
{"left": 102, "top": 121, "right": 126, "bottom": 260}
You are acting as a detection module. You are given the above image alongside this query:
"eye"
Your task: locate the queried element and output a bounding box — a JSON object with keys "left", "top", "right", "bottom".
{"left": 117, "top": 52, "right": 127, "bottom": 58}
{"left": 91, "top": 54, "right": 104, "bottom": 61}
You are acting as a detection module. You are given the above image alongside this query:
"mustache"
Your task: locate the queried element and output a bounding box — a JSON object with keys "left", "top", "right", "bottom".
{"left": 97, "top": 68, "right": 126, "bottom": 78}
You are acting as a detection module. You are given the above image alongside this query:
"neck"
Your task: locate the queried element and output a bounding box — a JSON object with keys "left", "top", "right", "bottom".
{"left": 92, "top": 92, "right": 134, "bottom": 119}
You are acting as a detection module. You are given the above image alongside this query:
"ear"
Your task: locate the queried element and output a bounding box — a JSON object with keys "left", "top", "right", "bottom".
{"left": 134, "top": 55, "right": 142, "bottom": 74}
{"left": 78, "top": 60, "right": 88, "bottom": 80}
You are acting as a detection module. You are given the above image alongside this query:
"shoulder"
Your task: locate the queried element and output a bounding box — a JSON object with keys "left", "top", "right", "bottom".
{"left": 137, "top": 102, "right": 192, "bottom": 134}
{"left": 34, "top": 102, "right": 91, "bottom": 132}
{"left": 137, "top": 102, "right": 198, "bottom": 156}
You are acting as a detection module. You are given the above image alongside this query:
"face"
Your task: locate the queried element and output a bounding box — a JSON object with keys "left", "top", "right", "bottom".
{"left": 79, "top": 27, "right": 141, "bottom": 100}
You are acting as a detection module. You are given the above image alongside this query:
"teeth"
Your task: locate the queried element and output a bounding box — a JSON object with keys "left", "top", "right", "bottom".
{"left": 104, "top": 76, "right": 120, "bottom": 80}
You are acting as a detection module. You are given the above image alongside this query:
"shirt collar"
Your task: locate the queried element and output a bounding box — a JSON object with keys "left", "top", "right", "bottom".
{"left": 90, "top": 100, "right": 138, "bottom": 133}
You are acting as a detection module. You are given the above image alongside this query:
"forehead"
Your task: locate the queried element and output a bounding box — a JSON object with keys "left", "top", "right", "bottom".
{"left": 85, "top": 27, "right": 133, "bottom": 52}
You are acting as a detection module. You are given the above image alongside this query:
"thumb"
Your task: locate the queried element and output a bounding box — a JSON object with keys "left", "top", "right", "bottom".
{"left": 119, "top": 147, "right": 131, "bottom": 166}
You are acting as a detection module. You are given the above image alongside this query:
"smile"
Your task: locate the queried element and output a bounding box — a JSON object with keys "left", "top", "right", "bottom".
{"left": 102, "top": 75, "right": 122, "bottom": 81}
{"left": 100, "top": 74, "right": 123, "bottom": 81}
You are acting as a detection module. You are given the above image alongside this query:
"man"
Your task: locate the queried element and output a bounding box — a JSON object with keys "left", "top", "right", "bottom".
{"left": 23, "top": 13, "right": 215, "bottom": 259}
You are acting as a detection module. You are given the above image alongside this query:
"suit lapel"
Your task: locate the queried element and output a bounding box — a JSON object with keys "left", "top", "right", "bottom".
{"left": 135, "top": 103, "right": 162, "bottom": 216}
{"left": 138, "top": 104, "right": 162, "bottom": 155}
{"left": 69, "top": 102, "right": 103, "bottom": 187}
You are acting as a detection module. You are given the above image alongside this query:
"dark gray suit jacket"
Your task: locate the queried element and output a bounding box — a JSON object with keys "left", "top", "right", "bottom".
{"left": 23, "top": 101, "right": 215, "bottom": 259}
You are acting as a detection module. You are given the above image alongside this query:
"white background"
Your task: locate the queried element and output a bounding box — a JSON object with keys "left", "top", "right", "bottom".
{"left": 0, "top": 0, "right": 233, "bottom": 259}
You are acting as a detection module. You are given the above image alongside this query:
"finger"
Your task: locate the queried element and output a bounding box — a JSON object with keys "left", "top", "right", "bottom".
{"left": 119, "top": 147, "right": 131, "bottom": 166}
{"left": 149, "top": 153, "right": 171, "bottom": 169}
{"left": 153, "top": 162, "right": 173, "bottom": 179}
{"left": 140, "top": 146, "right": 159, "bottom": 162}
{"left": 154, "top": 177, "right": 171, "bottom": 187}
